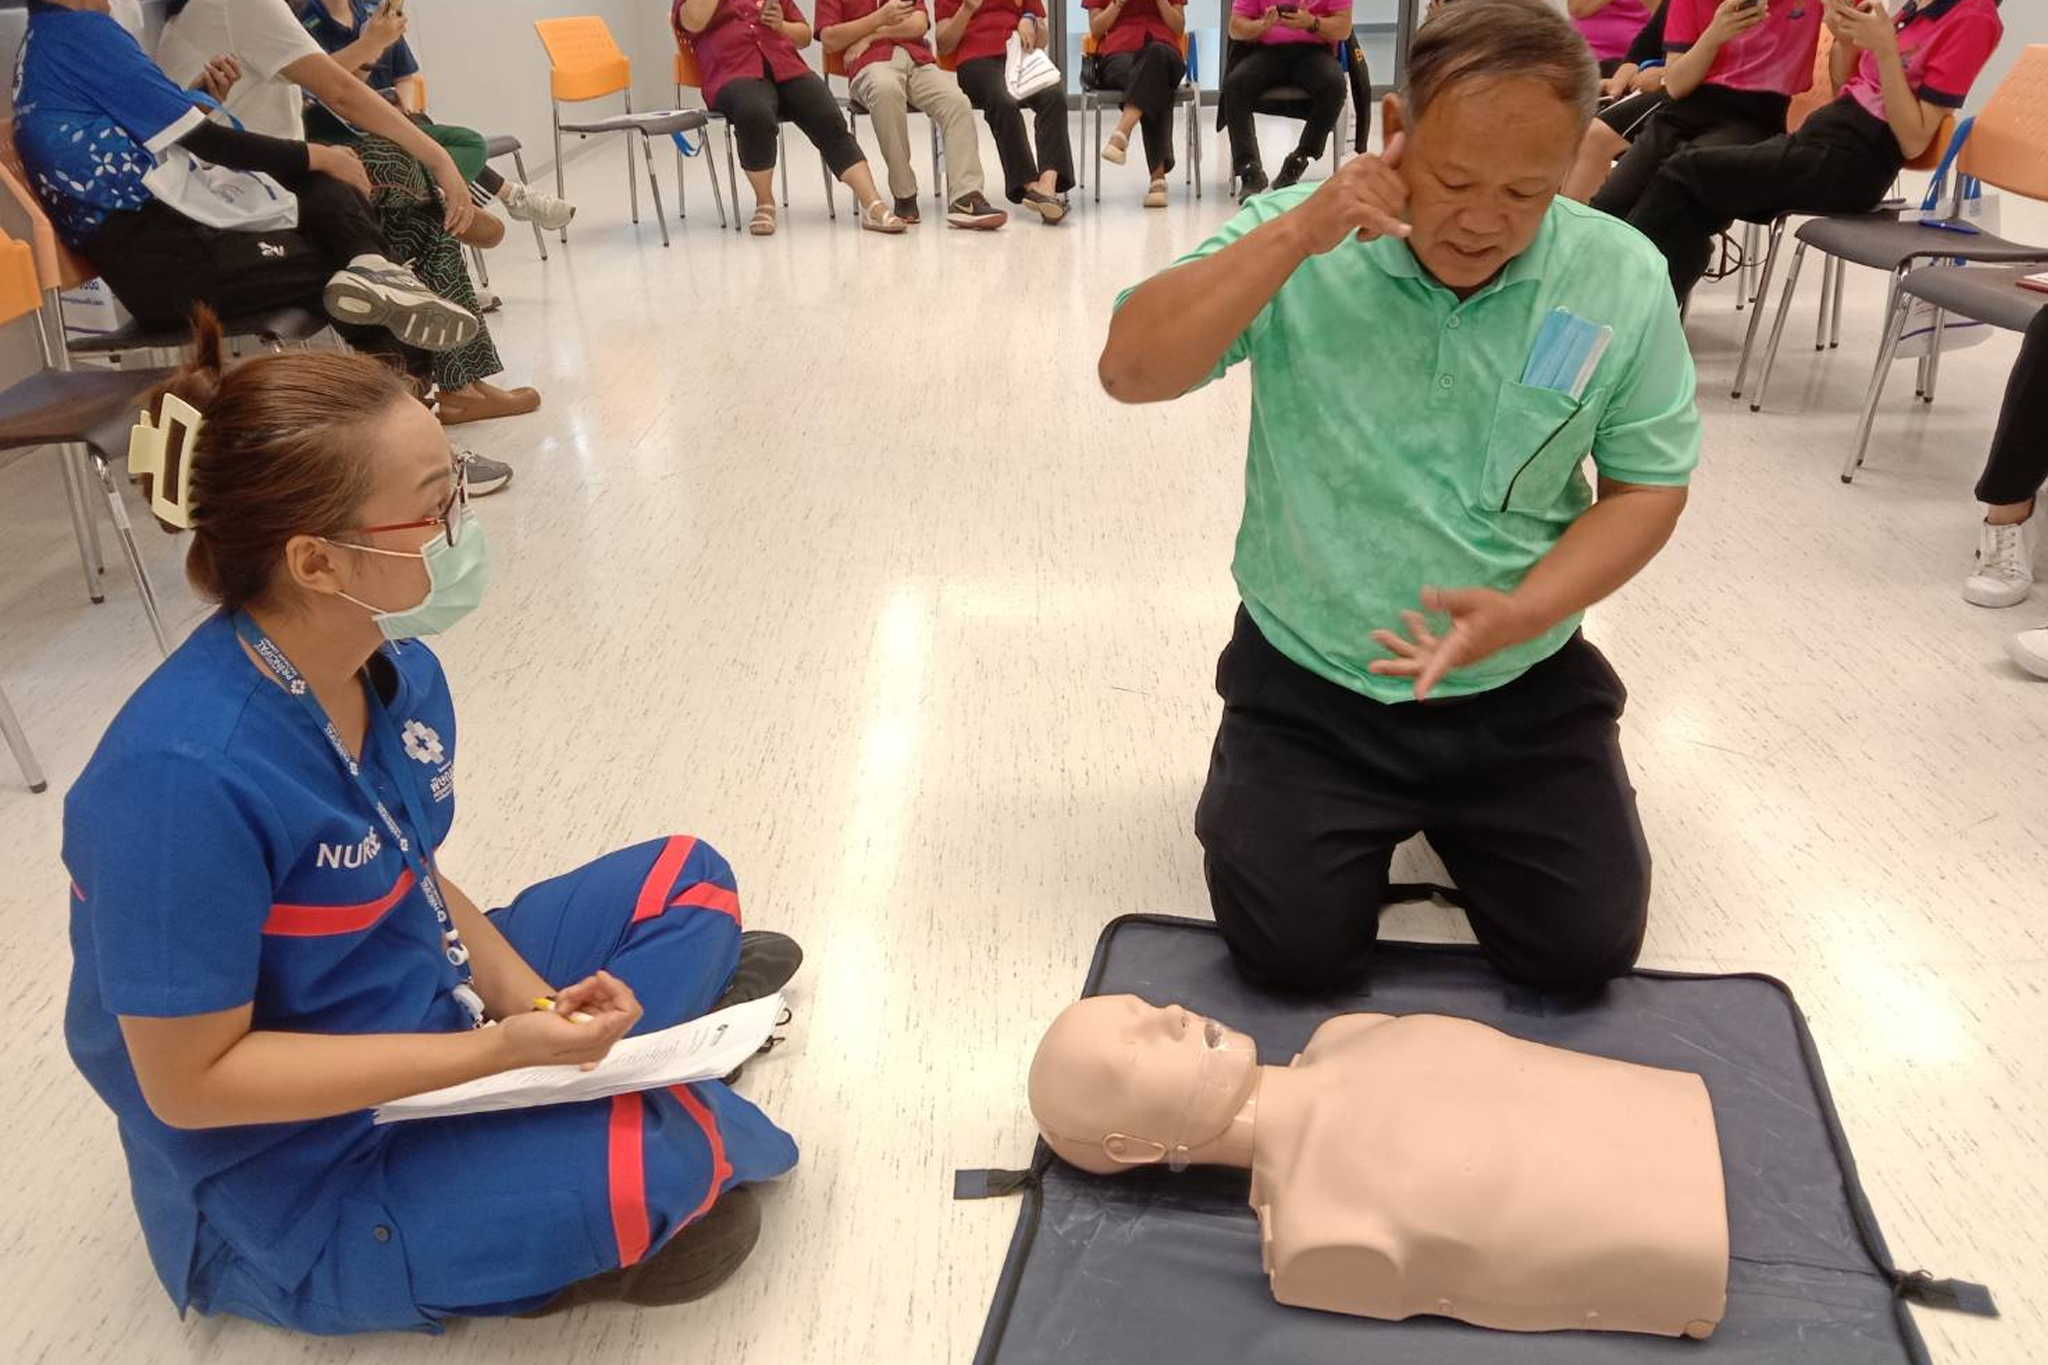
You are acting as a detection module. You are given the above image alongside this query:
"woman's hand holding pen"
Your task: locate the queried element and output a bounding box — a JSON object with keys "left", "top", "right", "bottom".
{"left": 493, "top": 970, "right": 643, "bottom": 1072}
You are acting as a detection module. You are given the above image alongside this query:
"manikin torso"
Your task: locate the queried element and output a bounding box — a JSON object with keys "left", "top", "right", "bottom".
{"left": 1251, "top": 1014, "right": 1726, "bottom": 1337}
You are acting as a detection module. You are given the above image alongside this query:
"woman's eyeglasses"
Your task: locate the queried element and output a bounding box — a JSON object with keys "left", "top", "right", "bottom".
{"left": 347, "top": 453, "right": 472, "bottom": 547}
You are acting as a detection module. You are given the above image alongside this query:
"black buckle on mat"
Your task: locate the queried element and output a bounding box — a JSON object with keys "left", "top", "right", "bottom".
{"left": 954, "top": 1168, "right": 1038, "bottom": 1200}
{"left": 1890, "top": 1268, "right": 1999, "bottom": 1318}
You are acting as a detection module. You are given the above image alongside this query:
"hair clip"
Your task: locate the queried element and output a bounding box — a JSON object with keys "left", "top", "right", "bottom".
{"left": 128, "top": 393, "right": 204, "bottom": 530}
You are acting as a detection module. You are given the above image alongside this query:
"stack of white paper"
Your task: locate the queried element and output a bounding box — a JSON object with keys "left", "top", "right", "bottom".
{"left": 374, "top": 993, "right": 785, "bottom": 1125}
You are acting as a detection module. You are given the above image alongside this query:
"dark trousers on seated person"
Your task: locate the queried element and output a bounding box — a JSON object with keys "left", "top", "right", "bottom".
{"left": 713, "top": 62, "right": 866, "bottom": 177}
{"left": 1979, "top": 309, "right": 2048, "bottom": 507}
{"left": 1590, "top": 83, "right": 1790, "bottom": 223}
{"left": 955, "top": 54, "right": 1076, "bottom": 202}
{"left": 1628, "top": 99, "right": 1904, "bottom": 302}
{"left": 1223, "top": 44, "right": 1346, "bottom": 175}
{"left": 1097, "top": 40, "right": 1186, "bottom": 174}
{"left": 1195, "top": 607, "right": 1650, "bottom": 995}
{"left": 85, "top": 174, "right": 425, "bottom": 377}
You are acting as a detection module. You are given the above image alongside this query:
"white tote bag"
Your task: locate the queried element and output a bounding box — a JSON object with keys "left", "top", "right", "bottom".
{"left": 1006, "top": 33, "right": 1062, "bottom": 101}
{"left": 143, "top": 143, "right": 301, "bottom": 234}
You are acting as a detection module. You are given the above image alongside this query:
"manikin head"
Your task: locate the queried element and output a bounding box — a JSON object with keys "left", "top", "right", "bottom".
{"left": 1028, "top": 996, "right": 1259, "bottom": 1176}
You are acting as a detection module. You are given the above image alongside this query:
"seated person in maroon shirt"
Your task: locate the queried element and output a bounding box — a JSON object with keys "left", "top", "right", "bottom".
{"left": 1086, "top": 0, "right": 1188, "bottom": 207}
{"left": 673, "top": 0, "right": 906, "bottom": 235}
{"left": 817, "top": 0, "right": 1009, "bottom": 228}
{"left": 935, "top": 0, "right": 1074, "bottom": 223}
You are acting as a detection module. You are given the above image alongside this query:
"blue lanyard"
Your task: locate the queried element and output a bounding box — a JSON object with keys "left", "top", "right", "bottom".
{"left": 233, "top": 612, "right": 485, "bottom": 1028}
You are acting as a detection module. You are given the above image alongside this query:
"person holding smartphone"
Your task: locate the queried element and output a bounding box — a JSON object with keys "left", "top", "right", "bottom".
{"left": 1222, "top": 0, "right": 1352, "bottom": 201}
{"left": 298, "top": 0, "right": 577, "bottom": 240}
{"left": 1622, "top": 0, "right": 2003, "bottom": 303}
{"left": 1087, "top": 0, "right": 1188, "bottom": 207}
{"left": 1589, "top": 0, "right": 1823, "bottom": 223}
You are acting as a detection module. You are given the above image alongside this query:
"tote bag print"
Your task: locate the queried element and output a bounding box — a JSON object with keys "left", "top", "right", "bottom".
{"left": 143, "top": 148, "right": 300, "bottom": 233}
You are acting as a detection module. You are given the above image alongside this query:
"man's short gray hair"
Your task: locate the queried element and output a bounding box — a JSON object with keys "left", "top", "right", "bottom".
{"left": 1403, "top": 0, "right": 1600, "bottom": 128}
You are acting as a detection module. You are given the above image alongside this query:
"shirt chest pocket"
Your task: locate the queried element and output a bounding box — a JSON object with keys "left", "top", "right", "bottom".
{"left": 1476, "top": 380, "right": 1603, "bottom": 520}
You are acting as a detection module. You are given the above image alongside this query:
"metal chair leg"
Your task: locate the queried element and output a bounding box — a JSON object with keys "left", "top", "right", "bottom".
{"left": 90, "top": 454, "right": 170, "bottom": 655}
{"left": 1731, "top": 220, "right": 1784, "bottom": 400}
{"left": 623, "top": 93, "right": 641, "bottom": 224}
{"left": 1923, "top": 309, "right": 1947, "bottom": 403}
{"left": 1813, "top": 246, "right": 1833, "bottom": 351}
{"left": 701, "top": 129, "right": 729, "bottom": 230}
{"left": 638, "top": 133, "right": 673, "bottom": 247}
{"left": 512, "top": 149, "right": 548, "bottom": 260}
{"left": 0, "top": 678, "right": 46, "bottom": 794}
{"left": 1847, "top": 291, "right": 1909, "bottom": 483}
{"left": 1828, "top": 256, "right": 1846, "bottom": 348}
{"left": 1092, "top": 99, "right": 1102, "bottom": 204}
{"left": 1750, "top": 239, "right": 1809, "bottom": 413}
{"left": 57, "top": 444, "right": 106, "bottom": 604}
{"left": 470, "top": 243, "right": 490, "bottom": 290}
{"left": 552, "top": 104, "right": 571, "bottom": 245}
{"left": 932, "top": 118, "right": 943, "bottom": 206}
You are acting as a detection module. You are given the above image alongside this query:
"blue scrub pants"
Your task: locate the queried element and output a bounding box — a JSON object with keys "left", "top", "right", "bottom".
{"left": 189, "top": 835, "right": 800, "bottom": 1334}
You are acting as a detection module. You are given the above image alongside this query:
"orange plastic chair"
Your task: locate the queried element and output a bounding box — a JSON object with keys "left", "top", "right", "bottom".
{"left": 535, "top": 16, "right": 718, "bottom": 245}
{"left": 1956, "top": 44, "right": 2048, "bottom": 203}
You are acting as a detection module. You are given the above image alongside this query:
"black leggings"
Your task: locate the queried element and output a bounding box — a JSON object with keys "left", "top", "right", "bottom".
{"left": 1590, "top": 83, "right": 1789, "bottom": 222}
{"left": 1979, "top": 309, "right": 2048, "bottom": 507}
{"left": 1222, "top": 43, "right": 1346, "bottom": 173}
{"left": 713, "top": 64, "right": 865, "bottom": 178}
{"left": 1627, "top": 98, "right": 1903, "bottom": 301}
{"left": 955, "top": 54, "right": 1075, "bottom": 201}
{"left": 1096, "top": 39, "right": 1185, "bottom": 175}
{"left": 1597, "top": 87, "right": 1670, "bottom": 141}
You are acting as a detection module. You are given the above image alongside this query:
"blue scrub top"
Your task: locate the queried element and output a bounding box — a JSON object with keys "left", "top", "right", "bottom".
{"left": 298, "top": 0, "right": 421, "bottom": 93}
{"left": 63, "top": 612, "right": 470, "bottom": 1311}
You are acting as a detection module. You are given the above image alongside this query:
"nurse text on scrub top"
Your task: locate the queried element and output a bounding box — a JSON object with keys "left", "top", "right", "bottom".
{"left": 63, "top": 310, "right": 803, "bottom": 1334}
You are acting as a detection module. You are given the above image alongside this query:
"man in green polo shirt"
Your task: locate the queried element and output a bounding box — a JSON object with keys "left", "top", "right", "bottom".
{"left": 1101, "top": 0, "right": 1699, "bottom": 995}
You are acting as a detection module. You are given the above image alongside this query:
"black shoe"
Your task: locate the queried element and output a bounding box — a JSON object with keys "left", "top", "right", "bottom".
{"left": 1021, "top": 188, "right": 1068, "bottom": 224}
{"left": 1273, "top": 151, "right": 1312, "bottom": 190}
{"left": 522, "top": 1187, "right": 763, "bottom": 1315}
{"left": 1236, "top": 164, "right": 1268, "bottom": 202}
{"left": 946, "top": 190, "right": 1009, "bottom": 230}
{"left": 893, "top": 194, "right": 922, "bottom": 225}
{"left": 715, "top": 931, "right": 804, "bottom": 1012}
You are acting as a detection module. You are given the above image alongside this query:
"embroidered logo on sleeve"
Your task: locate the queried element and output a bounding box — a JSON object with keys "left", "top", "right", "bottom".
{"left": 401, "top": 720, "right": 445, "bottom": 766}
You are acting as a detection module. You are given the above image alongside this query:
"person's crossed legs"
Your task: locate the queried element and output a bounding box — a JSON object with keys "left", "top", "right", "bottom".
{"left": 1196, "top": 608, "right": 1649, "bottom": 996}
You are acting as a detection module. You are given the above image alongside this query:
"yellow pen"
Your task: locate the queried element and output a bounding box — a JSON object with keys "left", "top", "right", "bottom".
{"left": 533, "top": 996, "right": 595, "bottom": 1024}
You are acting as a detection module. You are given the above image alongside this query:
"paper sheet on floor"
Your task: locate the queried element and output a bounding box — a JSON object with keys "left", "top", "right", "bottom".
{"left": 373, "top": 993, "right": 784, "bottom": 1124}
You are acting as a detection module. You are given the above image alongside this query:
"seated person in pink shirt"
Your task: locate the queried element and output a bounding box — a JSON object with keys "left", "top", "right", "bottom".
{"left": 1572, "top": 0, "right": 1653, "bottom": 75}
{"left": 1222, "top": 0, "right": 1352, "bottom": 201}
{"left": 1591, "top": 0, "right": 1823, "bottom": 221}
{"left": 1625, "top": 0, "right": 2003, "bottom": 301}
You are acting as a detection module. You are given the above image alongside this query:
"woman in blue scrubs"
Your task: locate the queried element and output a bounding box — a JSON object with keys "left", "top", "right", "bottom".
{"left": 62, "top": 312, "right": 800, "bottom": 1333}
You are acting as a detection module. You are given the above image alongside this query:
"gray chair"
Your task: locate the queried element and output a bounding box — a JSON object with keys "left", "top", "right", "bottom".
{"left": 553, "top": 109, "right": 722, "bottom": 249}
{"left": 467, "top": 135, "right": 549, "bottom": 290}
{"left": 1844, "top": 263, "right": 2048, "bottom": 484}
{"left": 1083, "top": 35, "right": 1203, "bottom": 204}
{"left": 1737, "top": 211, "right": 2048, "bottom": 414}
{"left": 1, "top": 672, "right": 46, "bottom": 794}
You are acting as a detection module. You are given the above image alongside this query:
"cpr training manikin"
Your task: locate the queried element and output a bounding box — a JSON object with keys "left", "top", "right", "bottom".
{"left": 1027, "top": 996, "right": 1730, "bottom": 1339}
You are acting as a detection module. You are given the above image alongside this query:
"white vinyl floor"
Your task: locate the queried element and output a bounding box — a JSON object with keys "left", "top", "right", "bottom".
{"left": 1, "top": 112, "right": 2044, "bottom": 1365}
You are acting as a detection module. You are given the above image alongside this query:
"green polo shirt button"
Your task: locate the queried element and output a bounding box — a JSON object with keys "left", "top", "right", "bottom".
{"left": 1446, "top": 315, "right": 1462, "bottom": 329}
{"left": 1439, "top": 374, "right": 1455, "bottom": 389}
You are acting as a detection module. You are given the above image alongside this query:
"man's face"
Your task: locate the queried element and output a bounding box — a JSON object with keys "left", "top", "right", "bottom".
{"left": 1383, "top": 77, "right": 1582, "bottom": 295}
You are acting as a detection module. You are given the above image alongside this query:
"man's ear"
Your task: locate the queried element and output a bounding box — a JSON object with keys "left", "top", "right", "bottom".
{"left": 1380, "top": 92, "right": 1405, "bottom": 149}
{"left": 1102, "top": 1133, "right": 1170, "bottom": 1167}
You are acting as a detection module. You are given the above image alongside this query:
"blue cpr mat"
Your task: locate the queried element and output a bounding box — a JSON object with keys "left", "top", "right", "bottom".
{"left": 961, "top": 914, "right": 1995, "bottom": 1365}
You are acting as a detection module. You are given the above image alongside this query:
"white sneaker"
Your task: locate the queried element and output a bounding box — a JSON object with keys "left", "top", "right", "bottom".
{"left": 501, "top": 181, "right": 576, "bottom": 231}
{"left": 1962, "top": 518, "right": 2036, "bottom": 608}
{"left": 1143, "top": 178, "right": 1168, "bottom": 208}
{"left": 2010, "top": 626, "right": 2048, "bottom": 679}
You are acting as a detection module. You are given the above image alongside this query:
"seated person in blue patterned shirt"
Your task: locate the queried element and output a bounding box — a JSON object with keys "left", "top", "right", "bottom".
{"left": 15, "top": 0, "right": 481, "bottom": 370}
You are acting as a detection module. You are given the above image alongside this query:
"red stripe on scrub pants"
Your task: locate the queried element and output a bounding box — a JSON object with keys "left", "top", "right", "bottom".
{"left": 607, "top": 1093, "right": 653, "bottom": 1265}
{"left": 668, "top": 881, "right": 741, "bottom": 924}
{"left": 669, "top": 1085, "right": 734, "bottom": 1228}
{"left": 632, "top": 836, "right": 699, "bottom": 924}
